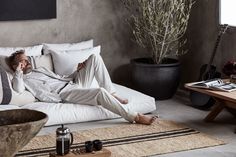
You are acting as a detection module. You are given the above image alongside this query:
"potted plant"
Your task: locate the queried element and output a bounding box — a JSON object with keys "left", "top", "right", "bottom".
{"left": 123, "top": 0, "right": 194, "bottom": 100}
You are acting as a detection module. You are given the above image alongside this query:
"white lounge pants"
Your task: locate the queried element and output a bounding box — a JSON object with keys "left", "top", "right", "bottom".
{"left": 60, "top": 54, "right": 137, "bottom": 122}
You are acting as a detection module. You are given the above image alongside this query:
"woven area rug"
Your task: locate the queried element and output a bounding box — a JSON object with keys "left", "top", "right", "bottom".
{"left": 17, "top": 120, "right": 225, "bottom": 157}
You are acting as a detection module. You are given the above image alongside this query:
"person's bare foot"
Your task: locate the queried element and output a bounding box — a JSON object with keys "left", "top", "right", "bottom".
{"left": 134, "top": 114, "right": 158, "bottom": 125}
{"left": 112, "top": 94, "right": 128, "bottom": 104}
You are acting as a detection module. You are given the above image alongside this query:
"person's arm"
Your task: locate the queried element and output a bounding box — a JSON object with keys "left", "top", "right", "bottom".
{"left": 12, "top": 64, "right": 25, "bottom": 93}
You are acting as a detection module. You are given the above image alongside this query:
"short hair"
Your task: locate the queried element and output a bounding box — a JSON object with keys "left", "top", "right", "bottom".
{"left": 6, "top": 50, "right": 25, "bottom": 71}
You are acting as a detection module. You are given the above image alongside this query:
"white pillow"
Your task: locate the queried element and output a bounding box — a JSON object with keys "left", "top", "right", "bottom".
{"left": 0, "top": 45, "right": 43, "bottom": 56}
{"left": 10, "top": 90, "right": 36, "bottom": 106}
{"left": 50, "top": 45, "right": 101, "bottom": 75}
{"left": 0, "top": 55, "right": 13, "bottom": 73}
{"left": 0, "top": 66, "right": 12, "bottom": 105}
{"left": 43, "top": 39, "right": 94, "bottom": 54}
{"left": 0, "top": 54, "right": 54, "bottom": 73}
{"left": 0, "top": 67, "right": 36, "bottom": 106}
{"left": 7, "top": 71, "right": 36, "bottom": 106}
{"left": 28, "top": 54, "right": 54, "bottom": 71}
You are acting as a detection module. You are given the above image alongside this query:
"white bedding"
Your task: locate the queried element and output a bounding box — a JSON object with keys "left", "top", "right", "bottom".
{"left": 0, "top": 84, "right": 156, "bottom": 126}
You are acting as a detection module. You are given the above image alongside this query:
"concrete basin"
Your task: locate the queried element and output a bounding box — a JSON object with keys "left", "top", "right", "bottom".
{"left": 0, "top": 109, "right": 48, "bottom": 157}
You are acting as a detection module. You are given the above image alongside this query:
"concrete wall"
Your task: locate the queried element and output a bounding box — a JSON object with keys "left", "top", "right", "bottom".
{"left": 181, "top": 0, "right": 236, "bottom": 87}
{"left": 0, "top": 0, "right": 236, "bottom": 88}
{"left": 0, "top": 0, "right": 145, "bottom": 86}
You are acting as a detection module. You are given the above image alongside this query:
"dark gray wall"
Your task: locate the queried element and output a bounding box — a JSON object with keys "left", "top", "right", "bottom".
{"left": 0, "top": 0, "right": 236, "bottom": 88}
{"left": 181, "top": 0, "right": 236, "bottom": 87}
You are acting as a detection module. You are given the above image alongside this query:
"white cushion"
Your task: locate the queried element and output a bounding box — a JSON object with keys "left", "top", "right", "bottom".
{"left": 0, "top": 45, "right": 43, "bottom": 56}
{"left": 0, "top": 104, "right": 20, "bottom": 111}
{"left": 28, "top": 54, "right": 54, "bottom": 71}
{"left": 6, "top": 71, "right": 36, "bottom": 106}
{"left": 0, "top": 67, "right": 12, "bottom": 105}
{"left": 0, "top": 66, "right": 36, "bottom": 106}
{"left": 0, "top": 53, "right": 54, "bottom": 73}
{"left": 0, "top": 55, "right": 13, "bottom": 73}
{"left": 43, "top": 39, "right": 94, "bottom": 54}
{"left": 50, "top": 45, "right": 101, "bottom": 75}
{"left": 10, "top": 90, "right": 36, "bottom": 106}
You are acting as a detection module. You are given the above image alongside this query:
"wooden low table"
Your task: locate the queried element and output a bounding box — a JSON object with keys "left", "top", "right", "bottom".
{"left": 185, "top": 82, "right": 236, "bottom": 122}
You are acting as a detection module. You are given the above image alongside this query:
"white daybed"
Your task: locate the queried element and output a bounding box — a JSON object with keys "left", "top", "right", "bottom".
{"left": 0, "top": 84, "right": 155, "bottom": 126}
{"left": 0, "top": 40, "right": 156, "bottom": 126}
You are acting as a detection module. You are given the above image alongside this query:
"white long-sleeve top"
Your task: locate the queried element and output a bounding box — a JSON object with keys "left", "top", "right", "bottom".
{"left": 12, "top": 67, "right": 76, "bottom": 103}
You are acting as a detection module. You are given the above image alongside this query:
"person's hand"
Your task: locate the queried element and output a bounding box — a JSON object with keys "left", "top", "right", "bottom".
{"left": 77, "top": 61, "right": 86, "bottom": 72}
{"left": 16, "top": 62, "right": 23, "bottom": 71}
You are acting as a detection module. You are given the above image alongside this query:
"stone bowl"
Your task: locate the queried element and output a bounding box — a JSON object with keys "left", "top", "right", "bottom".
{"left": 0, "top": 109, "right": 48, "bottom": 157}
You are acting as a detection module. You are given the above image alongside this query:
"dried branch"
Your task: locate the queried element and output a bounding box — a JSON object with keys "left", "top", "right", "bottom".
{"left": 123, "top": 0, "right": 194, "bottom": 64}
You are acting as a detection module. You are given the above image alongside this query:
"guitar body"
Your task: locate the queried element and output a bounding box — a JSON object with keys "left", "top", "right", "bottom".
{"left": 198, "top": 64, "right": 221, "bottom": 81}
{"left": 190, "top": 64, "right": 221, "bottom": 110}
{"left": 190, "top": 91, "right": 216, "bottom": 110}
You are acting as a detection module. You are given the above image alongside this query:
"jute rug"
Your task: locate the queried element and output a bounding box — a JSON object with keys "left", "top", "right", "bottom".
{"left": 16, "top": 120, "right": 225, "bottom": 157}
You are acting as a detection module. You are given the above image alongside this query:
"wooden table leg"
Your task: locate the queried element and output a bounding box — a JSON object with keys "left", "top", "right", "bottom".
{"left": 204, "top": 100, "right": 225, "bottom": 122}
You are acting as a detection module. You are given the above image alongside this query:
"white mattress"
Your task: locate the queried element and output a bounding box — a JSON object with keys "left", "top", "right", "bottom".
{"left": 0, "top": 84, "right": 156, "bottom": 126}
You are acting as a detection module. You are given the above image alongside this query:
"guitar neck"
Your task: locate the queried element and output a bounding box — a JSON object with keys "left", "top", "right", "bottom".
{"left": 205, "top": 24, "right": 229, "bottom": 73}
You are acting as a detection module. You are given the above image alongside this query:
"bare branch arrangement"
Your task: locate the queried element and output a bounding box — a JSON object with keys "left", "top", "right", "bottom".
{"left": 123, "top": 0, "right": 194, "bottom": 64}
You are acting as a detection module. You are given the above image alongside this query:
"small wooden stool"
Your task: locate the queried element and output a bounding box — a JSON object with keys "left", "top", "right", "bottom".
{"left": 49, "top": 148, "right": 111, "bottom": 157}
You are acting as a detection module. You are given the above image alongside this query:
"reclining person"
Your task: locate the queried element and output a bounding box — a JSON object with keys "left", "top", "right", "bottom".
{"left": 7, "top": 50, "right": 157, "bottom": 125}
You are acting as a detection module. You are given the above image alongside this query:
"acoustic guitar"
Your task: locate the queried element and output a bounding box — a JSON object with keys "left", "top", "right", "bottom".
{"left": 190, "top": 24, "right": 229, "bottom": 110}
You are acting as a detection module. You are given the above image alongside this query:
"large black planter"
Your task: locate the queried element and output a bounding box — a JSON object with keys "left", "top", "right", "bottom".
{"left": 131, "top": 58, "right": 180, "bottom": 100}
